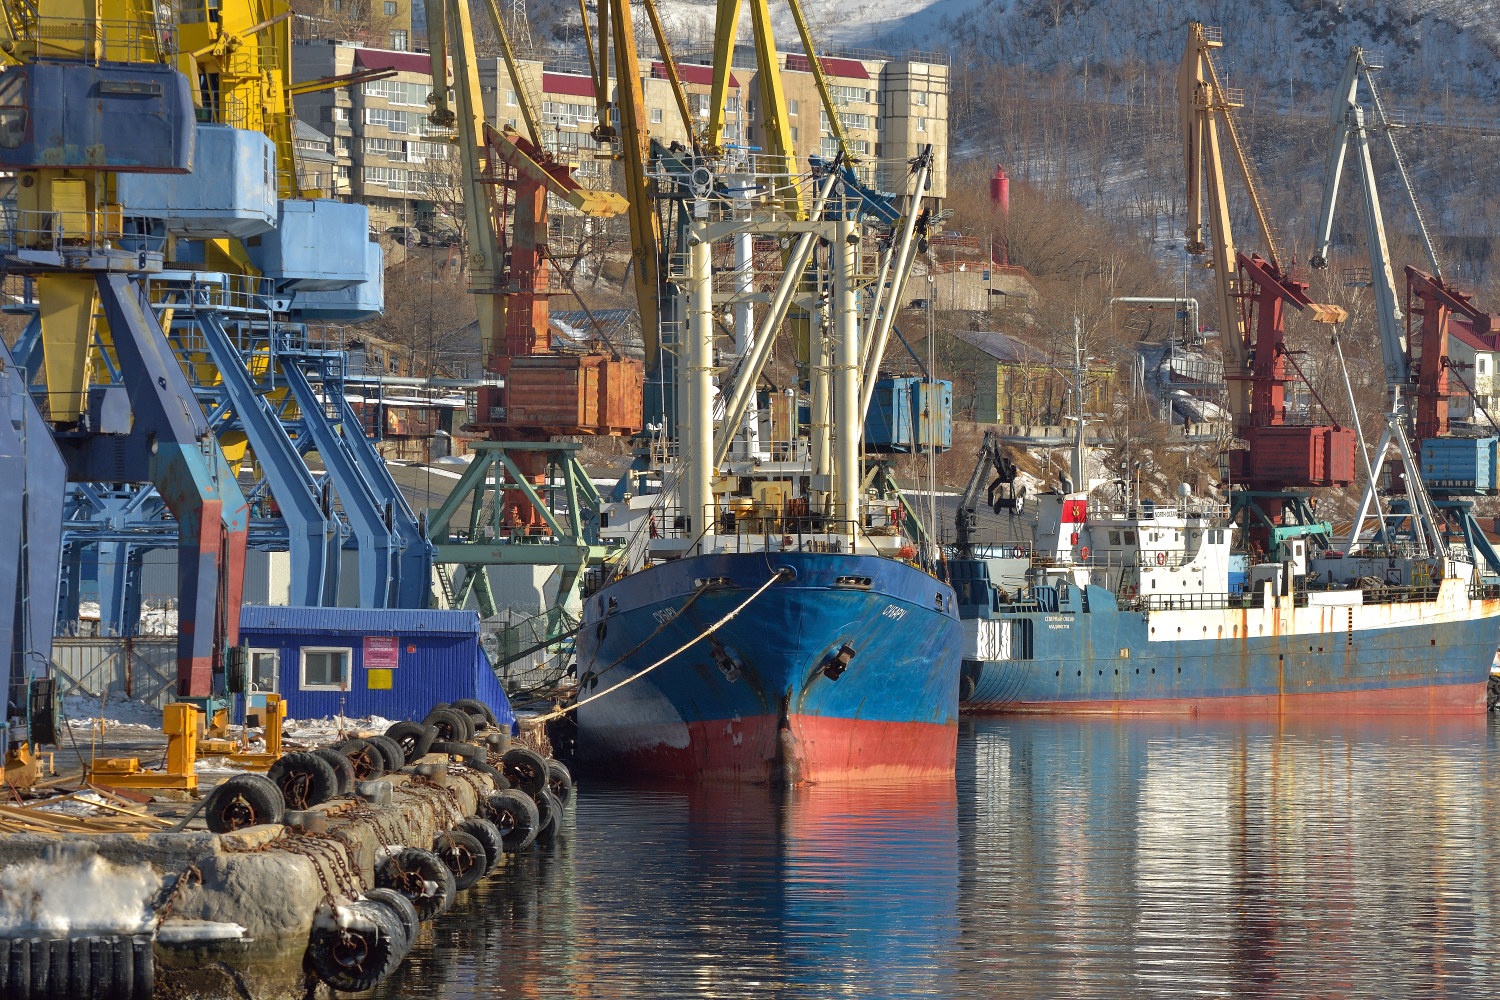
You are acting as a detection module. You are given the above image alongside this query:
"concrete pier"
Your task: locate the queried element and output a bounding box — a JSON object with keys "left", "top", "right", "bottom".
{"left": 0, "top": 757, "right": 505, "bottom": 999}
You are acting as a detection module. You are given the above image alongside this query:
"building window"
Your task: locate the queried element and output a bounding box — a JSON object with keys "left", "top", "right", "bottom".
{"left": 916, "top": 117, "right": 927, "bottom": 132}
{"left": 650, "top": 107, "right": 663, "bottom": 124}
{"left": 788, "top": 99, "right": 799, "bottom": 116}
{"left": 505, "top": 89, "right": 518, "bottom": 107}
{"left": 384, "top": 0, "right": 398, "bottom": 12}
{"left": 1480, "top": 357, "right": 1489, "bottom": 375}
{"left": 790, "top": 125, "right": 799, "bottom": 142}
{"left": 389, "top": 29, "right": 408, "bottom": 50}
{"left": 250, "top": 649, "right": 279, "bottom": 693}
{"left": 300, "top": 647, "right": 350, "bottom": 690}
{"left": 913, "top": 91, "right": 928, "bottom": 107}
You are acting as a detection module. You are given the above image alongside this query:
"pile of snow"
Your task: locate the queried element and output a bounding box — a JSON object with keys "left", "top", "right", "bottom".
{"left": 0, "top": 852, "right": 159, "bottom": 935}
{"left": 62, "top": 692, "right": 163, "bottom": 731}
{"left": 283, "top": 715, "right": 397, "bottom": 744}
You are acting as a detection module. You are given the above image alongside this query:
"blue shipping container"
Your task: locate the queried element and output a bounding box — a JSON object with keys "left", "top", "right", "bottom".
{"left": 864, "top": 377, "right": 953, "bottom": 453}
{"left": 238, "top": 606, "right": 515, "bottom": 728}
{"left": 1420, "top": 437, "right": 1498, "bottom": 493}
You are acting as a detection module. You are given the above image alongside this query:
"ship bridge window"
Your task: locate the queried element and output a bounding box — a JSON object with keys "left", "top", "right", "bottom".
{"left": 1109, "top": 531, "right": 1121, "bottom": 545}
{"left": 1124, "top": 531, "right": 1136, "bottom": 544}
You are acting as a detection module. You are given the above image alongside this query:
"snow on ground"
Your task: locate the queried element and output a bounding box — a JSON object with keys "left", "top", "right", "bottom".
{"left": 62, "top": 692, "right": 164, "bottom": 732}
{"left": 282, "top": 715, "right": 397, "bottom": 743}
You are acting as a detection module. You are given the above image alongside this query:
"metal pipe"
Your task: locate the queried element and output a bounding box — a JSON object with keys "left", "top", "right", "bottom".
{"left": 832, "top": 218, "right": 860, "bottom": 529}
{"left": 859, "top": 150, "right": 931, "bottom": 419}
{"left": 1109, "top": 297, "right": 1200, "bottom": 342}
{"left": 686, "top": 222, "right": 715, "bottom": 542}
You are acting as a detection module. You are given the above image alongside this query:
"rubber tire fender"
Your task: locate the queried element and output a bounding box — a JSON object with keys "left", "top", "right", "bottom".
{"left": 374, "top": 847, "right": 456, "bottom": 922}
{"left": 533, "top": 788, "right": 563, "bottom": 844}
{"left": 312, "top": 748, "right": 357, "bottom": 796}
{"left": 483, "top": 788, "right": 540, "bottom": 853}
{"left": 544, "top": 758, "right": 574, "bottom": 807}
{"left": 432, "top": 828, "right": 489, "bottom": 890}
{"left": 131, "top": 934, "right": 154, "bottom": 999}
{"left": 306, "top": 899, "right": 407, "bottom": 993}
{"left": 335, "top": 738, "right": 388, "bottom": 781}
{"left": 384, "top": 721, "right": 436, "bottom": 764}
{"left": 205, "top": 773, "right": 286, "bottom": 832}
{"left": 500, "top": 745, "right": 549, "bottom": 797}
{"left": 362, "top": 888, "right": 420, "bottom": 951}
{"left": 455, "top": 816, "right": 505, "bottom": 871}
{"left": 424, "top": 706, "right": 473, "bottom": 743}
{"left": 267, "top": 751, "right": 340, "bottom": 810}
{"left": 368, "top": 734, "right": 408, "bottom": 773}
{"left": 3, "top": 938, "right": 26, "bottom": 997}
{"left": 450, "top": 695, "right": 498, "bottom": 728}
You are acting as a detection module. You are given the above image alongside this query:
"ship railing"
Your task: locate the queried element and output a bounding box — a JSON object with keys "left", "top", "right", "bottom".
{"left": 1086, "top": 499, "right": 1231, "bottom": 522}
{"left": 0, "top": 208, "right": 115, "bottom": 257}
{"left": 18, "top": 15, "right": 176, "bottom": 63}
{"left": 689, "top": 501, "right": 863, "bottom": 555}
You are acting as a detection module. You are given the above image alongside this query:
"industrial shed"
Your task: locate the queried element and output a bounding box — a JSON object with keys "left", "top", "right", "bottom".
{"left": 238, "top": 606, "right": 514, "bottom": 727}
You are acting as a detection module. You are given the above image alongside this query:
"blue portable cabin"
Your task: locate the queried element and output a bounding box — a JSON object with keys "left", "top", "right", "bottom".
{"left": 864, "top": 377, "right": 953, "bottom": 453}
{"left": 238, "top": 606, "right": 514, "bottom": 729}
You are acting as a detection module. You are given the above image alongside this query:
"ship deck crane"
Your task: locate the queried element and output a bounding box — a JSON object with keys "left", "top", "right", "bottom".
{"left": 954, "top": 431, "right": 1021, "bottom": 560}
{"left": 1180, "top": 22, "right": 1354, "bottom": 553}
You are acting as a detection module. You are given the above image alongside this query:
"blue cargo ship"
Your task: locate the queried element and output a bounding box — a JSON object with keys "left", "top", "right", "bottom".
{"left": 574, "top": 546, "right": 961, "bottom": 783}
{"left": 951, "top": 488, "right": 1500, "bottom": 715}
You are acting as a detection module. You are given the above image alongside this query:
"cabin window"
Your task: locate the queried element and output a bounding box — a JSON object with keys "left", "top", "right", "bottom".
{"left": 300, "top": 647, "right": 350, "bottom": 691}
{"left": 1124, "top": 531, "right": 1136, "bottom": 544}
{"left": 1109, "top": 531, "right": 1121, "bottom": 545}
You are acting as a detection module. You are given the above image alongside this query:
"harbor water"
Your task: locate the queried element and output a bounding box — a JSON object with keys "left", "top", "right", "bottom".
{"left": 369, "top": 714, "right": 1500, "bottom": 998}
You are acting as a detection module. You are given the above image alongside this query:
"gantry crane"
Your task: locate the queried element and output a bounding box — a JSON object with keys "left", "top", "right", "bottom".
{"left": 422, "top": 0, "right": 639, "bottom": 618}
{"left": 1180, "top": 22, "right": 1354, "bottom": 552}
{"left": 1308, "top": 45, "right": 1482, "bottom": 562}
{"left": 0, "top": 1, "right": 251, "bottom": 711}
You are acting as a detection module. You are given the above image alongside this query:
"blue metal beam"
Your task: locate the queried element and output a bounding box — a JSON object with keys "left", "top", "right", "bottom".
{"left": 195, "top": 310, "right": 341, "bottom": 606}
{"left": 280, "top": 356, "right": 398, "bottom": 607}
{"left": 81, "top": 274, "right": 250, "bottom": 698}
{"left": 0, "top": 335, "right": 66, "bottom": 713}
{"left": 336, "top": 396, "right": 433, "bottom": 608}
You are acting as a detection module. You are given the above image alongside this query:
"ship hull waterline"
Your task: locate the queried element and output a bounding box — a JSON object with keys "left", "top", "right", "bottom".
{"left": 574, "top": 551, "right": 963, "bottom": 784}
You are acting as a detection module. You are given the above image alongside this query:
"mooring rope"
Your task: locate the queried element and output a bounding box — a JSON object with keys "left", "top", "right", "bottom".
{"left": 531, "top": 567, "right": 791, "bottom": 723}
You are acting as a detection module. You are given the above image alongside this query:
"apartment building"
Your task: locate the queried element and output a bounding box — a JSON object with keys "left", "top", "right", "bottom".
{"left": 293, "top": 39, "right": 948, "bottom": 230}
{"left": 294, "top": 41, "right": 457, "bottom": 229}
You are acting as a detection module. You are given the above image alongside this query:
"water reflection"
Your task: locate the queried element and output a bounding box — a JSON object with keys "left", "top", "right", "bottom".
{"left": 959, "top": 715, "right": 1495, "bottom": 998}
{"left": 371, "top": 715, "right": 1498, "bottom": 998}
{"left": 370, "top": 779, "right": 959, "bottom": 998}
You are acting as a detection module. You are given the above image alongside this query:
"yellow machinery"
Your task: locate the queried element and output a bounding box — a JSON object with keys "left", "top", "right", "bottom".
{"left": 89, "top": 703, "right": 202, "bottom": 791}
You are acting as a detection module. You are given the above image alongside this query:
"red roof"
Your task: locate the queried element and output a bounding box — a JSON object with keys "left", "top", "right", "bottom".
{"left": 651, "top": 62, "right": 739, "bottom": 88}
{"left": 352, "top": 48, "right": 432, "bottom": 75}
{"left": 1449, "top": 317, "right": 1500, "bottom": 353}
{"left": 543, "top": 72, "right": 595, "bottom": 99}
{"left": 784, "top": 53, "right": 870, "bottom": 80}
